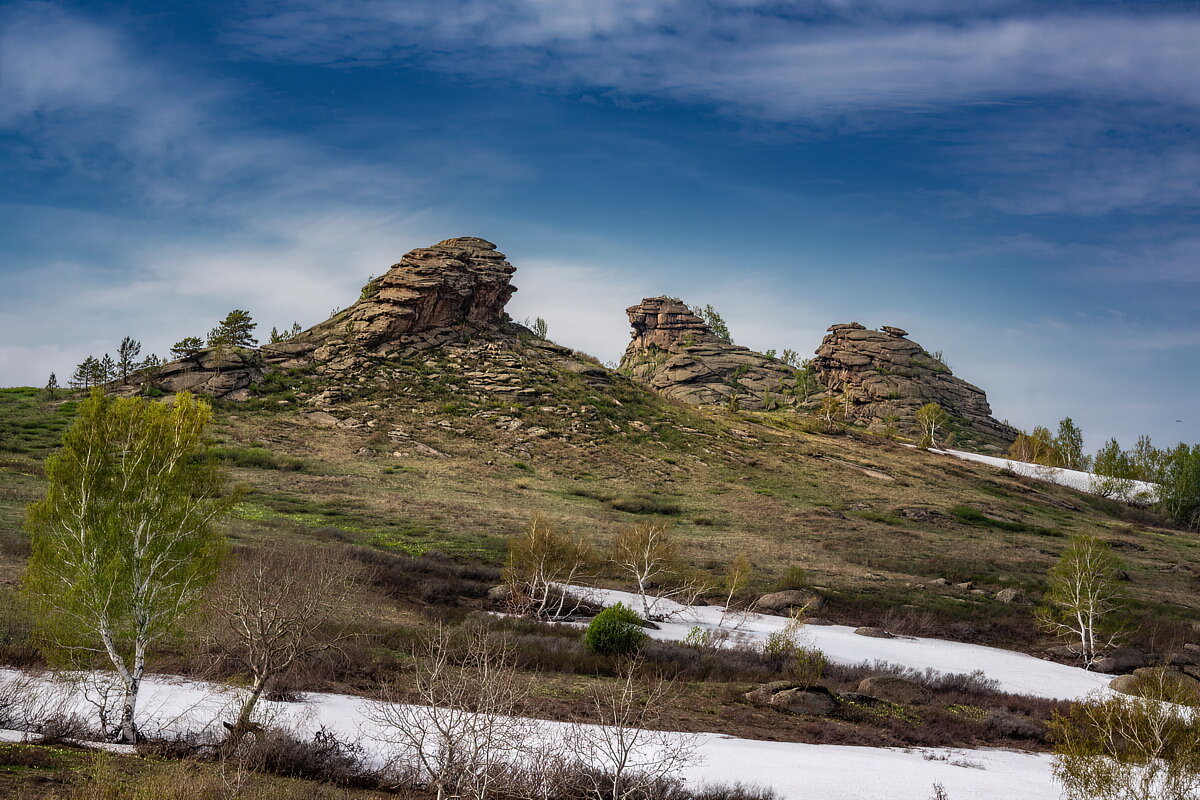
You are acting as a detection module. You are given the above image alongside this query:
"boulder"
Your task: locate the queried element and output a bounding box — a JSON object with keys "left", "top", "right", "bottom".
{"left": 745, "top": 682, "right": 838, "bottom": 717}
{"left": 995, "top": 588, "right": 1023, "bottom": 604}
{"left": 755, "top": 590, "right": 827, "bottom": 615}
{"left": 486, "top": 585, "right": 513, "bottom": 603}
{"left": 856, "top": 676, "right": 932, "bottom": 705}
{"left": 854, "top": 627, "right": 895, "bottom": 639}
{"left": 1092, "top": 646, "right": 1149, "bottom": 675}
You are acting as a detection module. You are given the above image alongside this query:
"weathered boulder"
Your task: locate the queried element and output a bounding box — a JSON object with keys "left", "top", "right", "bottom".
{"left": 856, "top": 676, "right": 932, "bottom": 704}
{"left": 853, "top": 626, "right": 895, "bottom": 639}
{"left": 745, "top": 682, "right": 838, "bottom": 716}
{"left": 811, "top": 323, "right": 1017, "bottom": 450}
{"left": 995, "top": 588, "right": 1023, "bottom": 604}
{"left": 755, "top": 590, "right": 826, "bottom": 614}
{"left": 1093, "top": 646, "right": 1149, "bottom": 675}
{"left": 618, "top": 297, "right": 801, "bottom": 410}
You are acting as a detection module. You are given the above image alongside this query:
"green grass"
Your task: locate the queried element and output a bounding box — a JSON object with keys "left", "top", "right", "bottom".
{"left": 211, "top": 444, "right": 308, "bottom": 471}
{"left": 951, "top": 505, "right": 1060, "bottom": 536}
{"left": 0, "top": 389, "right": 76, "bottom": 455}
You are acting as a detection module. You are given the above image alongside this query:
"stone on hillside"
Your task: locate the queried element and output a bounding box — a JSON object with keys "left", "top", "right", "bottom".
{"left": 1092, "top": 646, "right": 1149, "bottom": 675}
{"left": 995, "top": 588, "right": 1023, "bottom": 604}
{"left": 745, "top": 682, "right": 838, "bottom": 717}
{"left": 811, "top": 322, "right": 1017, "bottom": 449}
{"left": 755, "top": 590, "right": 827, "bottom": 614}
{"left": 618, "top": 297, "right": 801, "bottom": 410}
{"left": 856, "top": 675, "right": 932, "bottom": 705}
{"left": 854, "top": 626, "right": 895, "bottom": 639}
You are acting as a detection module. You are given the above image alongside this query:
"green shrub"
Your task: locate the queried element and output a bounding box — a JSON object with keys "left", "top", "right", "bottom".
{"left": 212, "top": 445, "right": 307, "bottom": 472}
{"left": 773, "top": 565, "right": 809, "bottom": 591}
{"left": 584, "top": 603, "right": 647, "bottom": 656}
{"left": 607, "top": 496, "right": 683, "bottom": 516}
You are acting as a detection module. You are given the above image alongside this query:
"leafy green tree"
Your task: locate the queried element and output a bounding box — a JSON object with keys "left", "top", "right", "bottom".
{"left": 170, "top": 337, "right": 205, "bottom": 360}
{"left": 1036, "top": 534, "right": 1128, "bottom": 668}
{"left": 532, "top": 317, "right": 548, "bottom": 339}
{"left": 1091, "top": 438, "right": 1139, "bottom": 499}
{"left": 1051, "top": 669, "right": 1200, "bottom": 800}
{"left": 690, "top": 303, "right": 732, "bottom": 344}
{"left": 116, "top": 337, "right": 141, "bottom": 383}
{"left": 915, "top": 402, "right": 949, "bottom": 448}
{"left": 1158, "top": 444, "right": 1200, "bottom": 529}
{"left": 43, "top": 373, "right": 59, "bottom": 401}
{"left": 1130, "top": 435, "right": 1164, "bottom": 482}
{"left": 1010, "top": 425, "right": 1058, "bottom": 466}
{"left": 208, "top": 310, "right": 257, "bottom": 348}
{"left": 23, "top": 391, "right": 233, "bottom": 742}
{"left": 1055, "top": 418, "right": 1088, "bottom": 470}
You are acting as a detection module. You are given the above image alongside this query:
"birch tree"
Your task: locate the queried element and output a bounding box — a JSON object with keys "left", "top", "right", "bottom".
{"left": 1036, "top": 534, "right": 1129, "bottom": 668}
{"left": 199, "top": 545, "right": 364, "bottom": 744}
{"left": 915, "top": 402, "right": 949, "bottom": 448}
{"left": 565, "top": 659, "right": 700, "bottom": 800}
{"left": 609, "top": 523, "right": 704, "bottom": 620}
{"left": 23, "top": 390, "right": 233, "bottom": 742}
{"left": 502, "top": 515, "right": 594, "bottom": 619}
{"left": 369, "top": 622, "right": 532, "bottom": 800}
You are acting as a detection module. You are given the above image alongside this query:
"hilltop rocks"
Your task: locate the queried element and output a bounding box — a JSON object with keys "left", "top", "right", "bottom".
{"left": 619, "top": 297, "right": 800, "bottom": 410}
{"left": 745, "top": 682, "right": 838, "bottom": 716}
{"left": 812, "top": 323, "right": 1017, "bottom": 449}
{"left": 310, "top": 236, "right": 517, "bottom": 354}
{"left": 756, "top": 590, "right": 827, "bottom": 614}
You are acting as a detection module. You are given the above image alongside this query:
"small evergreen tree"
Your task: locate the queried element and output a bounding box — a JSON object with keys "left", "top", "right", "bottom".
{"left": 43, "top": 373, "right": 59, "bottom": 400}
{"left": 170, "top": 337, "right": 205, "bottom": 360}
{"left": 268, "top": 326, "right": 283, "bottom": 344}
{"left": 208, "top": 310, "right": 257, "bottom": 348}
{"left": 116, "top": 337, "right": 141, "bottom": 383}
{"left": 98, "top": 353, "right": 117, "bottom": 384}
{"left": 70, "top": 358, "right": 92, "bottom": 390}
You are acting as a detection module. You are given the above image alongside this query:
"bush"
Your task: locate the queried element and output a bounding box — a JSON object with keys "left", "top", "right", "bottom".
{"left": 773, "top": 565, "right": 809, "bottom": 591}
{"left": 585, "top": 603, "right": 647, "bottom": 656}
{"left": 212, "top": 445, "right": 307, "bottom": 472}
{"left": 607, "top": 497, "right": 683, "bottom": 516}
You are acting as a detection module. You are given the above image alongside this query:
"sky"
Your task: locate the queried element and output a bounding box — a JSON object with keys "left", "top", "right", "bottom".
{"left": 1, "top": 0, "right": 1197, "bottom": 449}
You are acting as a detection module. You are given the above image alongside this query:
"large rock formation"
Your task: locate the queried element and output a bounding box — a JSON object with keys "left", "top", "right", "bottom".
{"left": 812, "top": 322, "right": 1017, "bottom": 448}
{"left": 618, "top": 297, "right": 800, "bottom": 410}
{"left": 123, "top": 237, "right": 606, "bottom": 403}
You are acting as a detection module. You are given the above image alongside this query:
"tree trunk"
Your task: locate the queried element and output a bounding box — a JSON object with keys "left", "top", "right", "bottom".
{"left": 226, "top": 673, "right": 268, "bottom": 746}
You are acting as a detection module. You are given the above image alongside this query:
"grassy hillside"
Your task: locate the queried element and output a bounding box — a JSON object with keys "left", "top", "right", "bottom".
{"left": 2, "top": 374, "right": 1195, "bottom": 653}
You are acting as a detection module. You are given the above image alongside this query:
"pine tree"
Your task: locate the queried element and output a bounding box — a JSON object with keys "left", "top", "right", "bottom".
{"left": 116, "top": 337, "right": 141, "bottom": 383}
{"left": 170, "top": 337, "right": 205, "bottom": 360}
{"left": 268, "top": 326, "right": 282, "bottom": 344}
{"left": 43, "top": 373, "right": 59, "bottom": 400}
{"left": 690, "top": 304, "right": 732, "bottom": 344}
{"left": 208, "top": 310, "right": 257, "bottom": 348}
{"left": 289, "top": 321, "right": 302, "bottom": 338}
{"left": 98, "top": 354, "right": 117, "bottom": 384}
{"left": 70, "top": 358, "right": 95, "bottom": 390}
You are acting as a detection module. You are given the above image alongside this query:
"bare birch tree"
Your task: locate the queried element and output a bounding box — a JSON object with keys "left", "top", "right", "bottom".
{"left": 609, "top": 523, "right": 706, "bottom": 621}
{"left": 198, "top": 544, "right": 365, "bottom": 743}
{"left": 24, "top": 391, "right": 232, "bottom": 742}
{"left": 1036, "top": 534, "right": 1129, "bottom": 668}
{"left": 502, "top": 515, "right": 594, "bottom": 619}
{"left": 565, "top": 659, "right": 700, "bottom": 800}
{"left": 369, "top": 622, "right": 533, "bottom": 800}
{"left": 717, "top": 553, "right": 752, "bottom": 629}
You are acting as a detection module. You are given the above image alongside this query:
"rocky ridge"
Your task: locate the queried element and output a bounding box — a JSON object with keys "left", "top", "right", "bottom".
{"left": 618, "top": 297, "right": 801, "bottom": 410}
{"left": 812, "top": 323, "right": 1017, "bottom": 449}
{"left": 124, "top": 237, "right": 612, "bottom": 408}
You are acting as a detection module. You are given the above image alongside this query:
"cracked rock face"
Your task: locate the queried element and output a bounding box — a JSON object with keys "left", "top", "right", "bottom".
{"left": 618, "top": 297, "right": 800, "bottom": 410}
{"left": 812, "top": 322, "right": 1017, "bottom": 448}
{"left": 123, "top": 237, "right": 521, "bottom": 400}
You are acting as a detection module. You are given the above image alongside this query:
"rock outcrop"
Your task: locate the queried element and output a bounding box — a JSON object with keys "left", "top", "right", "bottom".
{"left": 618, "top": 297, "right": 800, "bottom": 410}
{"left": 122, "top": 237, "right": 608, "bottom": 404}
{"left": 812, "top": 323, "right": 1017, "bottom": 449}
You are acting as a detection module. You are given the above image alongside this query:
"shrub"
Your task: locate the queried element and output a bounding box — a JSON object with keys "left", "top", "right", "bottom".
{"left": 607, "top": 497, "right": 683, "bottom": 516}
{"left": 773, "top": 565, "right": 809, "bottom": 591}
{"left": 585, "top": 603, "right": 647, "bottom": 656}
{"left": 212, "top": 445, "right": 307, "bottom": 472}
{"left": 791, "top": 647, "right": 828, "bottom": 687}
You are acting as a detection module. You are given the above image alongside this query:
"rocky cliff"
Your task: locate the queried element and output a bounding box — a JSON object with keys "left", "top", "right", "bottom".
{"left": 123, "top": 237, "right": 608, "bottom": 404}
{"left": 618, "top": 297, "right": 800, "bottom": 410}
{"left": 812, "top": 322, "right": 1017, "bottom": 449}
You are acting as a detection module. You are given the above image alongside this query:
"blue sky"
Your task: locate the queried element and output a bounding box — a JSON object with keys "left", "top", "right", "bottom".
{"left": 1, "top": 0, "right": 1197, "bottom": 449}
